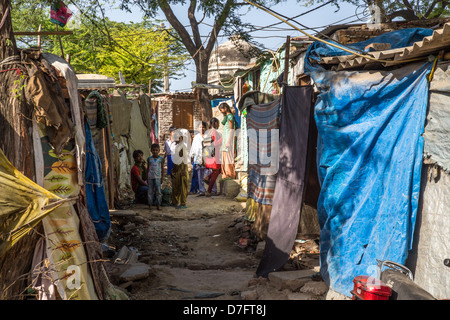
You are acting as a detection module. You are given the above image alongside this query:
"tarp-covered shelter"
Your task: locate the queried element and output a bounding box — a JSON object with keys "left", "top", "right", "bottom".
{"left": 302, "top": 22, "right": 450, "bottom": 299}
{"left": 108, "top": 89, "right": 154, "bottom": 204}
{"left": 76, "top": 77, "right": 157, "bottom": 206}
{"left": 0, "top": 50, "right": 125, "bottom": 300}
{"left": 233, "top": 18, "right": 450, "bottom": 300}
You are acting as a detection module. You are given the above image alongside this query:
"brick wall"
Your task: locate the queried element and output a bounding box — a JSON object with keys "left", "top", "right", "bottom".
{"left": 333, "top": 27, "right": 393, "bottom": 44}
{"left": 156, "top": 96, "right": 173, "bottom": 149}
{"left": 153, "top": 93, "right": 203, "bottom": 150}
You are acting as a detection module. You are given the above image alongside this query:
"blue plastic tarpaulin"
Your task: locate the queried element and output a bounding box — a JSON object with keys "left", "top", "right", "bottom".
{"left": 84, "top": 121, "right": 111, "bottom": 241}
{"left": 304, "top": 28, "right": 433, "bottom": 297}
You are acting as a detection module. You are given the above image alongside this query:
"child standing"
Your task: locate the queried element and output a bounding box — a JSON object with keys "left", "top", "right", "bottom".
{"left": 172, "top": 132, "right": 189, "bottom": 209}
{"left": 147, "top": 144, "right": 164, "bottom": 211}
{"left": 204, "top": 117, "right": 222, "bottom": 197}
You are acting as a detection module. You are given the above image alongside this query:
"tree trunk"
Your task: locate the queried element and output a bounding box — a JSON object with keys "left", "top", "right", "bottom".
{"left": 0, "top": 1, "right": 17, "bottom": 61}
{"left": 0, "top": 0, "right": 39, "bottom": 300}
{"left": 194, "top": 50, "right": 212, "bottom": 121}
{"left": 374, "top": 0, "right": 388, "bottom": 22}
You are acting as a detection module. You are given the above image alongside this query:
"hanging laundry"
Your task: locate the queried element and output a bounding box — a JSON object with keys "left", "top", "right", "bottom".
{"left": 256, "top": 85, "right": 313, "bottom": 277}
{"left": 86, "top": 90, "right": 108, "bottom": 129}
{"left": 50, "top": 1, "right": 73, "bottom": 27}
{"left": 84, "top": 121, "right": 111, "bottom": 241}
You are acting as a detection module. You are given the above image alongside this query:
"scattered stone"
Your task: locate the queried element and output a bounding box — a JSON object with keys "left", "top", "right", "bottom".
{"left": 119, "top": 281, "right": 134, "bottom": 290}
{"left": 240, "top": 289, "right": 258, "bottom": 300}
{"left": 119, "top": 263, "right": 150, "bottom": 282}
{"left": 248, "top": 277, "right": 268, "bottom": 287}
{"left": 255, "top": 241, "right": 265, "bottom": 258}
{"left": 222, "top": 179, "right": 241, "bottom": 198}
{"left": 287, "top": 292, "right": 317, "bottom": 300}
{"left": 324, "top": 287, "right": 351, "bottom": 300}
{"left": 114, "top": 246, "right": 139, "bottom": 264}
{"left": 123, "top": 223, "right": 137, "bottom": 231}
{"left": 109, "top": 210, "right": 137, "bottom": 217}
{"left": 234, "top": 222, "right": 245, "bottom": 230}
{"left": 299, "top": 280, "right": 328, "bottom": 296}
{"left": 268, "top": 269, "right": 316, "bottom": 291}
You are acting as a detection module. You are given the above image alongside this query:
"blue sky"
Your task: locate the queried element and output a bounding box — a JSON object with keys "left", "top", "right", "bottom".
{"left": 76, "top": 1, "right": 365, "bottom": 91}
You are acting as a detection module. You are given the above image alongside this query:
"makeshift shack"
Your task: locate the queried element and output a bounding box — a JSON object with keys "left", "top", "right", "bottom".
{"left": 108, "top": 89, "right": 155, "bottom": 204}
{"left": 233, "top": 18, "right": 450, "bottom": 300}
{"left": 75, "top": 74, "right": 158, "bottom": 207}
{"left": 0, "top": 50, "right": 124, "bottom": 300}
{"left": 301, "top": 20, "right": 450, "bottom": 300}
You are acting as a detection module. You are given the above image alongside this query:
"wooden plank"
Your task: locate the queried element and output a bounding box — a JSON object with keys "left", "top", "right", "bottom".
{"left": 13, "top": 31, "right": 73, "bottom": 36}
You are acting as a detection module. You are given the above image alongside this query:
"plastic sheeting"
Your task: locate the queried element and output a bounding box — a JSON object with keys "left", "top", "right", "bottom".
{"left": 0, "top": 148, "right": 64, "bottom": 257}
{"left": 422, "top": 62, "right": 450, "bottom": 172}
{"left": 408, "top": 165, "right": 450, "bottom": 299}
{"left": 305, "top": 27, "right": 435, "bottom": 296}
{"left": 406, "top": 63, "right": 450, "bottom": 299}
{"left": 312, "top": 62, "right": 432, "bottom": 296}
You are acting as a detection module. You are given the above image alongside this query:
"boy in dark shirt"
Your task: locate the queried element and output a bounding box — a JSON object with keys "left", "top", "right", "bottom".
{"left": 130, "top": 149, "right": 148, "bottom": 204}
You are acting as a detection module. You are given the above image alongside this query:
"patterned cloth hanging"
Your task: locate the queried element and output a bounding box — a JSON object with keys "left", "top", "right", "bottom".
{"left": 50, "top": 1, "right": 73, "bottom": 27}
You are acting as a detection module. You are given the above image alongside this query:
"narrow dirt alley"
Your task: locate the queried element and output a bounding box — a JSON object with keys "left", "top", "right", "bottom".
{"left": 104, "top": 190, "right": 324, "bottom": 300}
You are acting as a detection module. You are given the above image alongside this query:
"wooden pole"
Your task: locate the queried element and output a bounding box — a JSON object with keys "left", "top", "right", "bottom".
{"left": 56, "top": 26, "right": 65, "bottom": 58}
{"left": 283, "top": 36, "right": 290, "bottom": 85}
{"left": 37, "top": 24, "right": 42, "bottom": 48}
{"left": 13, "top": 31, "right": 73, "bottom": 36}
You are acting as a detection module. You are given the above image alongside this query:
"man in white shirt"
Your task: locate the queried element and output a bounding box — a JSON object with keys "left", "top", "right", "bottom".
{"left": 189, "top": 121, "right": 208, "bottom": 196}
{"left": 164, "top": 126, "right": 177, "bottom": 177}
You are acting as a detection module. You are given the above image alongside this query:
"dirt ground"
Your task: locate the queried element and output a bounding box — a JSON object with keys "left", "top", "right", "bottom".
{"left": 105, "top": 187, "right": 322, "bottom": 300}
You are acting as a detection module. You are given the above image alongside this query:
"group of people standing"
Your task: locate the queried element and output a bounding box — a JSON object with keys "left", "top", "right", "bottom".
{"left": 130, "top": 102, "right": 237, "bottom": 210}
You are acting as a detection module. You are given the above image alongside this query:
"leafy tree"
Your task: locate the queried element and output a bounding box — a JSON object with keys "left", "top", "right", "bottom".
{"left": 118, "top": 0, "right": 297, "bottom": 119}
{"left": 55, "top": 18, "right": 189, "bottom": 90}
{"left": 11, "top": 0, "right": 189, "bottom": 92}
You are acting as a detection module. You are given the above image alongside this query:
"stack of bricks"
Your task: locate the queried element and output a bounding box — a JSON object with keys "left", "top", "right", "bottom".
{"left": 156, "top": 96, "right": 173, "bottom": 149}
{"left": 333, "top": 27, "right": 394, "bottom": 44}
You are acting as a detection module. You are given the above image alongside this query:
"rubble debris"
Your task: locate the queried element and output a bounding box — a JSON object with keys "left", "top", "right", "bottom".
{"left": 268, "top": 269, "right": 316, "bottom": 291}
{"left": 119, "top": 263, "right": 150, "bottom": 282}
{"left": 113, "top": 246, "right": 139, "bottom": 264}
{"left": 300, "top": 280, "right": 328, "bottom": 296}
{"left": 240, "top": 289, "right": 258, "bottom": 300}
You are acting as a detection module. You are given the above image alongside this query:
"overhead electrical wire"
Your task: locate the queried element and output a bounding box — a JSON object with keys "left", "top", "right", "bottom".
{"left": 243, "top": 0, "right": 428, "bottom": 65}
{"left": 247, "top": 0, "right": 335, "bottom": 33}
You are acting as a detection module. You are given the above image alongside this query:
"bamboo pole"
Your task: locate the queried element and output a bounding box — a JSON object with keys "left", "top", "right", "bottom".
{"left": 283, "top": 36, "right": 290, "bottom": 85}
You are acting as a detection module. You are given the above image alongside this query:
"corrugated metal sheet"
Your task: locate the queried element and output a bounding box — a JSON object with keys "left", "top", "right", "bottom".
{"left": 320, "top": 22, "right": 450, "bottom": 71}
{"left": 76, "top": 74, "right": 116, "bottom": 89}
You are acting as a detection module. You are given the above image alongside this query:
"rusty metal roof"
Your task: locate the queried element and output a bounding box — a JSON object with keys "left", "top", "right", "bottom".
{"left": 320, "top": 22, "right": 450, "bottom": 71}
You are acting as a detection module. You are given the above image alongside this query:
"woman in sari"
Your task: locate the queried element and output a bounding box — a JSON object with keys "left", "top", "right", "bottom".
{"left": 218, "top": 102, "right": 236, "bottom": 180}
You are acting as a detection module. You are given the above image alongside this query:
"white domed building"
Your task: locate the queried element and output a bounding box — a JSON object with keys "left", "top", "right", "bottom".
{"left": 208, "top": 37, "right": 259, "bottom": 93}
